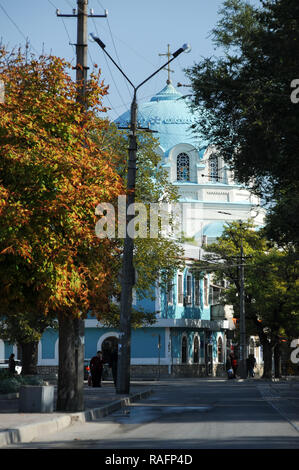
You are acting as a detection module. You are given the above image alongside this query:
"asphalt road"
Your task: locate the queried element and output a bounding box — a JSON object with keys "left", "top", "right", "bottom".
{"left": 4, "top": 378, "right": 299, "bottom": 449}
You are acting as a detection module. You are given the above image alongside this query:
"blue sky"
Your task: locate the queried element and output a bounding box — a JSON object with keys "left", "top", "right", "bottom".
{"left": 0, "top": 0, "right": 260, "bottom": 121}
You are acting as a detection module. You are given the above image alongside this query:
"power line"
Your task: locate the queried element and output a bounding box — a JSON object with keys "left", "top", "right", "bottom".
{"left": 47, "top": 0, "right": 76, "bottom": 58}
{"left": 97, "top": 1, "right": 132, "bottom": 100}
{"left": 0, "top": 2, "right": 38, "bottom": 54}
{"left": 90, "top": 16, "right": 128, "bottom": 112}
{"left": 92, "top": 0, "right": 156, "bottom": 68}
{"left": 91, "top": 0, "right": 166, "bottom": 121}
{"left": 91, "top": 0, "right": 126, "bottom": 111}
{"left": 61, "top": 17, "right": 76, "bottom": 57}
{"left": 106, "top": 18, "right": 132, "bottom": 99}
{"left": 64, "top": 0, "right": 75, "bottom": 8}
{"left": 87, "top": 45, "right": 118, "bottom": 120}
{"left": 51, "top": 1, "right": 120, "bottom": 119}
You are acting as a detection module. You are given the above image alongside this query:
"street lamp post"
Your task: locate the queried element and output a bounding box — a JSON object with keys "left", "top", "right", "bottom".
{"left": 91, "top": 34, "right": 191, "bottom": 393}
{"left": 239, "top": 234, "right": 247, "bottom": 379}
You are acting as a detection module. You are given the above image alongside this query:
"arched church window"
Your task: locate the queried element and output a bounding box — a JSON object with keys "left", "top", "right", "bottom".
{"left": 209, "top": 155, "right": 219, "bottom": 182}
{"left": 217, "top": 337, "right": 223, "bottom": 363}
{"left": 177, "top": 153, "right": 190, "bottom": 181}
{"left": 101, "top": 336, "right": 118, "bottom": 363}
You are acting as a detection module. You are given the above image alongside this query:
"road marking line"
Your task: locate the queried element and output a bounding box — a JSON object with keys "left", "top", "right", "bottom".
{"left": 257, "top": 384, "right": 299, "bottom": 434}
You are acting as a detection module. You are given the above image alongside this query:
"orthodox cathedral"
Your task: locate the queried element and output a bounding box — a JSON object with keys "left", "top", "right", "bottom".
{"left": 0, "top": 80, "right": 264, "bottom": 378}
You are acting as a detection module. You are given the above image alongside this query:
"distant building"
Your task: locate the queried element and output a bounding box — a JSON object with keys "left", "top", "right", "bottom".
{"left": 0, "top": 81, "right": 264, "bottom": 378}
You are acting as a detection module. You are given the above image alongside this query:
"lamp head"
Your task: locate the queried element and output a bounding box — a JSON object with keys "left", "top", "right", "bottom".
{"left": 172, "top": 43, "right": 191, "bottom": 58}
{"left": 182, "top": 43, "right": 191, "bottom": 53}
{"left": 89, "top": 33, "right": 106, "bottom": 49}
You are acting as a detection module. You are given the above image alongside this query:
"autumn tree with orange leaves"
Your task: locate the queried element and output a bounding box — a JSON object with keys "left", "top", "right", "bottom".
{"left": 0, "top": 48, "right": 123, "bottom": 410}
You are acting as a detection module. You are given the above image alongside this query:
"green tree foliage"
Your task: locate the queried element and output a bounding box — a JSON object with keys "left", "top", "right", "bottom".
{"left": 0, "top": 48, "right": 123, "bottom": 383}
{"left": 0, "top": 48, "right": 183, "bottom": 382}
{"left": 186, "top": 0, "right": 299, "bottom": 246}
{"left": 192, "top": 221, "right": 299, "bottom": 377}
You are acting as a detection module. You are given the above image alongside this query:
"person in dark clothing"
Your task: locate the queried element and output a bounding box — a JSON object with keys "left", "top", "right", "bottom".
{"left": 230, "top": 353, "right": 238, "bottom": 378}
{"left": 8, "top": 354, "right": 16, "bottom": 375}
{"left": 90, "top": 351, "right": 104, "bottom": 387}
{"left": 226, "top": 353, "right": 235, "bottom": 379}
{"left": 246, "top": 354, "right": 256, "bottom": 377}
{"left": 109, "top": 348, "right": 118, "bottom": 387}
{"left": 225, "top": 355, "right": 233, "bottom": 378}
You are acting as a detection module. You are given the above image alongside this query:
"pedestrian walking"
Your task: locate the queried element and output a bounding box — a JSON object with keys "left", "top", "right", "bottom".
{"left": 230, "top": 353, "right": 238, "bottom": 378}
{"left": 109, "top": 347, "right": 118, "bottom": 387}
{"left": 225, "top": 354, "right": 234, "bottom": 379}
{"left": 8, "top": 353, "right": 16, "bottom": 375}
{"left": 246, "top": 353, "right": 256, "bottom": 377}
{"left": 89, "top": 351, "right": 104, "bottom": 387}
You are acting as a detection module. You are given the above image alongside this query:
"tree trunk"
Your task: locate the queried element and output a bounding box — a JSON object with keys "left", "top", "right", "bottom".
{"left": 21, "top": 341, "right": 38, "bottom": 375}
{"left": 274, "top": 342, "right": 282, "bottom": 378}
{"left": 262, "top": 341, "right": 273, "bottom": 379}
{"left": 56, "top": 315, "right": 85, "bottom": 412}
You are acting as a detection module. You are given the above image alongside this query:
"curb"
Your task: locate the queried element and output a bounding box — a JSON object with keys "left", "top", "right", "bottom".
{"left": 0, "top": 388, "right": 153, "bottom": 447}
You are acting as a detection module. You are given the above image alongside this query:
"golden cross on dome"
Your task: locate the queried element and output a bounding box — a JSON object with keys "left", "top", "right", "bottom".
{"left": 159, "top": 44, "right": 174, "bottom": 84}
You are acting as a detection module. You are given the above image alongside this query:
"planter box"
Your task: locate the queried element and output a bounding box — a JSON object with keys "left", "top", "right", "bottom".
{"left": 19, "top": 385, "right": 54, "bottom": 413}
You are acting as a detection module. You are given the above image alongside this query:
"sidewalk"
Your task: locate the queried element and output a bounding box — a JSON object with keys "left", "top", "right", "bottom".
{"left": 1, "top": 376, "right": 298, "bottom": 447}
{"left": 0, "top": 381, "right": 153, "bottom": 447}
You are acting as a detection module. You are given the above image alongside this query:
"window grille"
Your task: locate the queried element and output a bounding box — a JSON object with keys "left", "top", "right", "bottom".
{"left": 166, "top": 282, "right": 173, "bottom": 304}
{"left": 193, "top": 336, "right": 199, "bottom": 363}
{"left": 177, "top": 153, "right": 190, "bottom": 181}
{"left": 217, "top": 337, "right": 223, "bottom": 363}
{"left": 186, "top": 275, "right": 192, "bottom": 296}
{"left": 204, "top": 277, "right": 209, "bottom": 306}
{"left": 195, "top": 280, "right": 200, "bottom": 306}
{"left": 178, "top": 274, "right": 183, "bottom": 304}
{"left": 209, "top": 155, "right": 218, "bottom": 182}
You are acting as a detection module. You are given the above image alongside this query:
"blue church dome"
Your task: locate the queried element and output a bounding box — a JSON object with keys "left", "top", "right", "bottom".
{"left": 115, "top": 82, "right": 203, "bottom": 154}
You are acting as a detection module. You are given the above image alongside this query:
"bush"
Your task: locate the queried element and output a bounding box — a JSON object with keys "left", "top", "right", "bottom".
{"left": 0, "top": 369, "right": 11, "bottom": 380}
{"left": 0, "top": 377, "right": 20, "bottom": 394}
{"left": 0, "top": 373, "right": 46, "bottom": 394}
{"left": 20, "top": 375, "right": 44, "bottom": 386}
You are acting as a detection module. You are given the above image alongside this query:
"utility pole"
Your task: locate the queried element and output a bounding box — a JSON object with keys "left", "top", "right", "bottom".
{"left": 117, "top": 88, "right": 137, "bottom": 394}
{"left": 218, "top": 212, "right": 247, "bottom": 378}
{"left": 75, "top": 0, "right": 88, "bottom": 106}
{"left": 239, "top": 232, "right": 247, "bottom": 379}
{"left": 55, "top": 0, "right": 107, "bottom": 412}
{"left": 91, "top": 35, "right": 191, "bottom": 394}
{"left": 116, "top": 50, "right": 190, "bottom": 394}
{"left": 56, "top": 0, "right": 107, "bottom": 106}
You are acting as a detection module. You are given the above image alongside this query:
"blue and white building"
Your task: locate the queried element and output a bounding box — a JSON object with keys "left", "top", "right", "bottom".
{"left": 0, "top": 81, "right": 264, "bottom": 377}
